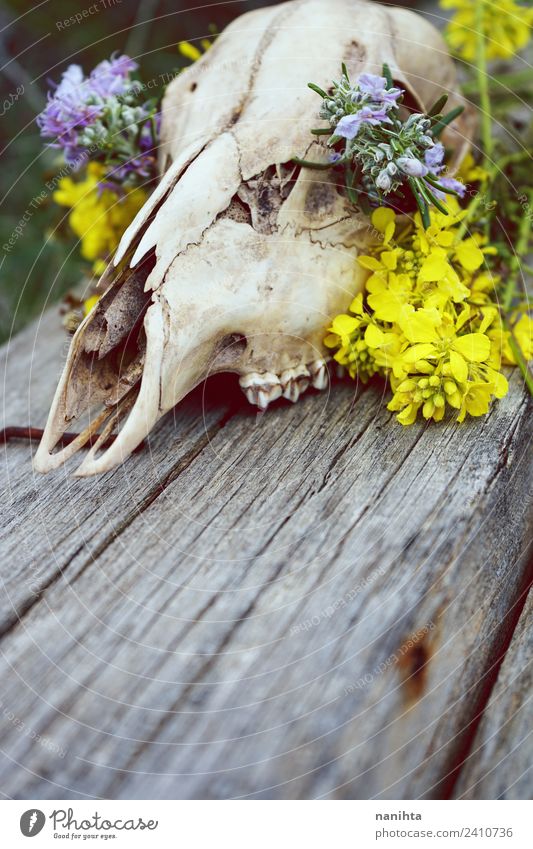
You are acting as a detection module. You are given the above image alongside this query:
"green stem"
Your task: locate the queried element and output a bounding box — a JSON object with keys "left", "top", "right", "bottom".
{"left": 475, "top": 1, "right": 493, "bottom": 165}
{"left": 454, "top": 151, "right": 529, "bottom": 243}
{"left": 461, "top": 68, "right": 533, "bottom": 95}
{"left": 502, "top": 320, "right": 533, "bottom": 396}
{"left": 502, "top": 189, "right": 532, "bottom": 311}
{"left": 500, "top": 188, "right": 532, "bottom": 397}
{"left": 292, "top": 156, "right": 332, "bottom": 170}
{"left": 475, "top": 0, "right": 493, "bottom": 239}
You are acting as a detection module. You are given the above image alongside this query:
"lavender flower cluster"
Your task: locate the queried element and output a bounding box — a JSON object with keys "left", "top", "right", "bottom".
{"left": 320, "top": 72, "right": 403, "bottom": 140}
{"left": 310, "top": 67, "right": 465, "bottom": 224}
{"left": 37, "top": 54, "right": 159, "bottom": 187}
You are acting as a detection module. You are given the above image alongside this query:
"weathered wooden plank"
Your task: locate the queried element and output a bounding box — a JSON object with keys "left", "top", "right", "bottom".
{"left": 0, "top": 312, "right": 237, "bottom": 634}
{"left": 0, "top": 303, "right": 531, "bottom": 800}
{"left": 452, "top": 588, "right": 532, "bottom": 800}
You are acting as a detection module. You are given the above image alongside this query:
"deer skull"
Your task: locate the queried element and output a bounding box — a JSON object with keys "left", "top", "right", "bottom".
{"left": 34, "top": 0, "right": 472, "bottom": 476}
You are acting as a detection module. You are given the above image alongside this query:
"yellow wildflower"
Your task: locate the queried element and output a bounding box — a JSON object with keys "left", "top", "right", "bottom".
{"left": 456, "top": 152, "right": 490, "bottom": 185}
{"left": 442, "top": 0, "right": 533, "bottom": 62}
{"left": 83, "top": 294, "right": 100, "bottom": 316}
{"left": 324, "top": 293, "right": 394, "bottom": 381}
{"left": 178, "top": 38, "right": 212, "bottom": 63}
{"left": 502, "top": 311, "right": 533, "bottom": 365}
{"left": 358, "top": 204, "right": 486, "bottom": 324}
{"left": 325, "top": 204, "right": 517, "bottom": 425}
{"left": 54, "top": 163, "right": 147, "bottom": 273}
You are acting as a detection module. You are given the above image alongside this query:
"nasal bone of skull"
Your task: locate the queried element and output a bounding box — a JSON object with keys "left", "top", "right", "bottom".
{"left": 71, "top": 302, "right": 192, "bottom": 477}
{"left": 72, "top": 299, "right": 243, "bottom": 478}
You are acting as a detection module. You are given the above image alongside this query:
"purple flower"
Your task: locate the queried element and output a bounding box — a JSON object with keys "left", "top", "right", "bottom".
{"left": 358, "top": 73, "right": 387, "bottom": 98}
{"left": 397, "top": 156, "right": 429, "bottom": 178}
{"left": 424, "top": 142, "right": 445, "bottom": 174}
{"left": 437, "top": 176, "right": 466, "bottom": 198}
{"left": 335, "top": 105, "right": 391, "bottom": 140}
{"left": 90, "top": 54, "right": 138, "bottom": 98}
{"left": 37, "top": 66, "right": 104, "bottom": 163}
{"left": 329, "top": 152, "right": 342, "bottom": 163}
{"left": 37, "top": 54, "right": 138, "bottom": 164}
{"left": 358, "top": 73, "right": 403, "bottom": 105}
{"left": 111, "top": 113, "right": 159, "bottom": 181}
{"left": 359, "top": 105, "right": 392, "bottom": 125}
{"left": 335, "top": 114, "right": 362, "bottom": 139}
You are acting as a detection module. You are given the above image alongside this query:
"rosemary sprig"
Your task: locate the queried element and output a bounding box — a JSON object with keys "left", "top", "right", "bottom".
{"left": 300, "top": 62, "right": 466, "bottom": 228}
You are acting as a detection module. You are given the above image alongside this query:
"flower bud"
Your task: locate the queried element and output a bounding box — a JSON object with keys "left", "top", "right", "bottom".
{"left": 397, "top": 379, "right": 417, "bottom": 392}
{"left": 423, "top": 400, "right": 435, "bottom": 419}
{"left": 398, "top": 157, "right": 429, "bottom": 178}
{"left": 376, "top": 170, "right": 392, "bottom": 191}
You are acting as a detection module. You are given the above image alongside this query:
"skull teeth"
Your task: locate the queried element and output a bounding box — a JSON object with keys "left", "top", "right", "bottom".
{"left": 308, "top": 359, "right": 329, "bottom": 391}
{"left": 239, "top": 359, "right": 329, "bottom": 410}
{"left": 280, "top": 365, "right": 310, "bottom": 403}
{"left": 240, "top": 373, "right": 282, "bottom": 410}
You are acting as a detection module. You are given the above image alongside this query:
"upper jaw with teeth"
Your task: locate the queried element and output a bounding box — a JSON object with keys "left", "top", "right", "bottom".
{"left": 33, "top": 0, "right": 471, "bottom": 477}
{"left": 240, "top": 360, "right": 329, "bottom": 410}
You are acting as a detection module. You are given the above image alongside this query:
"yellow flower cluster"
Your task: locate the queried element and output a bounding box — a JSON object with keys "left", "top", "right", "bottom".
{"left": 442, "top": 0, "right": 533, "bottom": 61}
{"left": 325, "top": 205, "right": 532, "bottom": 425}
{"left": 54, "top": 162, "right": 147, "bottom": 275}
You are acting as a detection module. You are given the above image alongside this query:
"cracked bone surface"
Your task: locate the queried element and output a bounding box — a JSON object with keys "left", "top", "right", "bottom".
{"left": 34, "top": 0, "right": 472, "bottom": 476}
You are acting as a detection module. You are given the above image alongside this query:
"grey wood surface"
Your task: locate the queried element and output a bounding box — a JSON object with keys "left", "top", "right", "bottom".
{"left": 1, "top": 310, "right": 532, "bottom": 799}
{"left": 453, "top": 591, "right": 532, "bottom": 800}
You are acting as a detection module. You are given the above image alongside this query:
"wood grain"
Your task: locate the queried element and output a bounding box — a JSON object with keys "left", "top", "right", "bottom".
{"left": 0, "top": 313, "right": 532, "bottom": 799}
{"left": 453, "top": 589, "right": 532, "bottom": 800}
{"left": 0, "top": 311, "right": 236, "bottom": 634}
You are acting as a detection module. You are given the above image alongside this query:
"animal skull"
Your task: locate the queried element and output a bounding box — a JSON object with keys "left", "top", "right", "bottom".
{"left": 34, "top": 0, "right": 472, "bottom": 476}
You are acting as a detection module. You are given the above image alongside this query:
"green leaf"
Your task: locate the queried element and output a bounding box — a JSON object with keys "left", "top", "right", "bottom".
{"left": 359, "top": 194, "right": 372, "bottom": 215}
{"left": 344, "top": 165, "right": 359, "bottom": 205}
{"left": 311, "top": 127, "right": 332, "bottom": 135}
{"left": 341, "top": 62, "right": 350, "bottom": 82}
{"left": 308, "top": 82, "right": 328, "bottom": 99}
{"left": 427, "top": 94, "right": 449, "bottom": 117}
{"left": 292, "top": 157, "right": 332, "bottom": 170}
{"left": 382, "top": 63, "right": 393, "bottom": 89}
{"left": 417, "top": 180, "right": 449, "bottom": 216}
{"left": 432, "top": 106, "right": 465, "bottom": 137}
{"left": 409, "top": 178, "right": 430, "bottom": 229}
{"left": 424, "top": 174, "right": 462, "bottom": 197}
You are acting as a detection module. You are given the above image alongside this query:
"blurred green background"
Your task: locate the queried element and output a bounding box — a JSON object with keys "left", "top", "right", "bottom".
{"left": 0, "top": 0, "right": 423, "bottom": 343}
{"left": 0, "top": 0, "right": 285, "bottom": 343}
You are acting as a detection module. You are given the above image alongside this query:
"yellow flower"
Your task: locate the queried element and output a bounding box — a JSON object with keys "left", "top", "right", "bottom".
{"left": 83, "top": 294, "right": 100, "bottom": 316}
{"left": 54, "top": 163, "right": 147, "bottom": 273}
{"left": 388, "top": 344, "right": 508, "bottom": 425}
{"left": 325, "top": 203, "right": 516, "bottom": 425}
{"left": 442, "top": 0, "right": 533, "bottom": 62}
{"left": 324, "top": 296, "right": 389, "bottom": 381}
{"left": 358, "top": 204, "right": 483, "bottom": 322}
{"left": 456, "top": 152, "right": 490, "bottom": 185}
{"left": 178, "top": 38, "right": 212, "bottom": 63}
{"left": 502, "top": 311, "right": 533, "bottom": 364}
